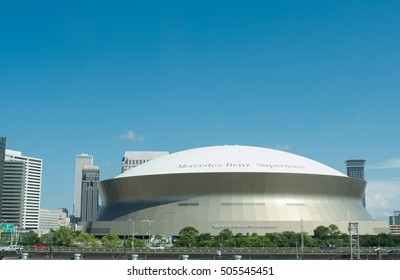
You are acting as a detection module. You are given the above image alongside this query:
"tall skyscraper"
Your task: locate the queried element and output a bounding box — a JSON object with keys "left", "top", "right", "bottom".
{"left": 0, "top": 149, "right": 42, "bottom": 230}
{"left": 345, "top": 159, "right": 366, "bottom": 208}
{"left": 0, "top": 137, "right": 6, "bottom": 213}
{"left": 80, "top": 165, "right": 100, "bottom": 222}
{"left": 73, "top": 154, "right": 93, "bottom": 219}
{"left": 121, "top": 151, "right": 169, "bottom": 173}
{"left": 0, "top": 159, "right": 24, "bottom": 227}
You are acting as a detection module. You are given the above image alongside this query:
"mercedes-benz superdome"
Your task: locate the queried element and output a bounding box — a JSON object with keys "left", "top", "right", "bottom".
{"left": 83, "top": 145, "right": 388, "bottom": 236}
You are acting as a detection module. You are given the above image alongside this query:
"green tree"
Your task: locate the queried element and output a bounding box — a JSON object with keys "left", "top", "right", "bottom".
{"left": 312, "top": 224, "right": 343, "bottom": 247}
{"left": 126, "top": 237, "right": 145, "bottom": 248}
{"left": 198, "top": 239, "right": 216, "bottom": 247}
{"left": 176, "top": 233, "right": 197, "bottom": 247}
{"left": 76, "top": 232, "right": 99, "bottom": 248}
{"left": 38, "top": 233, "right": 50, "bottom": 246}
{"left": 302, "top": 232, "right": 316, "bottom": 247}
{"left": 53, "top": 226, "right": 75, "bottom": 247}
{"left": 392, "top": 234, "right": 400, "bottom": 246}
{"left": 197, "top": 233, "right": 212, "bottom": 241}
{"left": 235, "top": 233, "right": 252, "bottom": 247}
{"left": 328, "top": 224, "right": 340, "bottom": 236}
{"left": 102, "top": 233, "right": 121, "bottom": 248}
{"left": 376, "top": 233, "right": 396, "bottom": 247}
{"left": 360, "top": 234, "right": 377, "bottom": 247}
{"left": 197, "top": 233, "right": 215, "bottom": 247}
{"left": 313, "top": 226, "right": 330, "bottom": 240}
{"left": 267, "top": 232, "right": 283, "bottom": 247}
{"left": 218, "top": 229, "right": 233, "bottom": 240}
{"left": 20, "top": 231, "right": 40, "bottom": 246}
{"left": 179, "top": 226, "right": 199, "bottom": 237}
{"left": 248, "top": 234, "right": 276, "bottom": 247}
{"left": 217, "top": 229, "right": 235, "bottom": 247}
{"left": 280, "top": 231, "right": 298, "bottom": 247}
{"left": 176, "top": 226, "right": 200, "bottom": 247}
{"left": 338, "top": 233, "right": 350, "bottom": 247}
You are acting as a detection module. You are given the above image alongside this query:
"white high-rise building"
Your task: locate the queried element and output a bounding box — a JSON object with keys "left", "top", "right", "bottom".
{"left": 0, "top": 149, "right": 42, "bottom": 230}
{"left": 121, "top": 151, "right": 169, "bottom": 173}
{"left": 73, "top": 154, "right": 93, "bottom": 219}
{"left": 0, "top": 137, "right": 6, "bottom": 199}
{"left": 39, "top": 208, "right": 69, "bottom": 234}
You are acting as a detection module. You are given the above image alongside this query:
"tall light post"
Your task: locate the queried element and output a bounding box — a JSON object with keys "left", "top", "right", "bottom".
{"left": 139, "top": 219, "right": 153, "bottom": 247}
{"left": 300, "top": 219, "right": 304, "bottom": 252}
{"left": 141, "top": 220, "right": 153, "bottom": 247}
{"left": 129, "top": 219, "right": 135, "bottom": 252}
{"left": 148, "top": 220, "right": 152, "bottom": 247}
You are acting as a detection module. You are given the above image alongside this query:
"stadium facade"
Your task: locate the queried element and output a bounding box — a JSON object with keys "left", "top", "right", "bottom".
{"left": 84, "top": 145, "right": 388, "bottom": 236}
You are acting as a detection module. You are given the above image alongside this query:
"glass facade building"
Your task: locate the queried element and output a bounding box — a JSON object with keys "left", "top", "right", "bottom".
{"left": 345, "top": 160, "right": 366, "bottom": 208}
{"left": 0, "top": 137, "right": 5, "bottom": 180}
{"left": 121, "top": 151, "right": 169, "bottom": 173}
{"left": 389, "top": 211, "right": 400, "bottom": 235}
{"left": 73, "top": 154, "right": 93, "bottom": 219}
{"left": 80, "top": 166, "right": 100, "bottom": 222}
{"left": 0, "top": 137, "right": 6, "bottom": 217}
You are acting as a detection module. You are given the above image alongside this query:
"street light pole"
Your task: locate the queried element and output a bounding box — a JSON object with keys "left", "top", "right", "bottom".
{"left": 132, "top": 221, "right": 135, "bottom": 253}
{"left": 129, "top": 219, "right": 135, "bottom": 253}
{"left": 140, "top": 219, "right": 153, "bottom": 247}
{"left": 300, "top": 219, "right": 304, "bottom": 252}
{"left": 148, "top": 220, "right": 152, "bottom": 247}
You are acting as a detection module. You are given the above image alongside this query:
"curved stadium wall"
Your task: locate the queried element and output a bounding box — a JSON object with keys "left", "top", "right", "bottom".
{"left": 83, "top": 146, "right": 388, "bottom": 236}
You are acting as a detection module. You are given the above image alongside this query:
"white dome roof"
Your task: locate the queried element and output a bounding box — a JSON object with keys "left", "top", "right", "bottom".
{"left": 117, "top": 145, "right": 346, "bottom": 178}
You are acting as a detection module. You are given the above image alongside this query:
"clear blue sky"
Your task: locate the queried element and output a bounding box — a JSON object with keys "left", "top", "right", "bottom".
{"left": 1, "top": 0, "right": 399, "bottom": 220}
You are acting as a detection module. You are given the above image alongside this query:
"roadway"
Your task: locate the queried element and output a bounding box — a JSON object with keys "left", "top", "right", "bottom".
{"left": 1, "top": 247, "right": 400, "bottom": 260}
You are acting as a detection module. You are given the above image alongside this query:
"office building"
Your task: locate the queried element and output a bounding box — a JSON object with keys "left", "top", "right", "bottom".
{"left": 0, "top": 149, "right": 42, "bottom": 230}
{"left": 84, "top": 145, "right": 388, "bottom": 236}
{"left": 345, "top": 160, "right": 367, "bottom": 208}
{"left": 0, "top": 159, "right": 24, "bottom": 227}
{"left": 389, "top": 210, "right": 400, "bottom": 235}
{"left": 39, "top": 208, "right": 60, "bottom": 233}
{"left": 121, "top": 151, "right": 169, "bottom": 173}
{"left": 0, "top": 137, "right": 6, "bottom": 214}
{"left": 39, "top": 208, "right": 70, "bottom": 234}
{"left": 80, "top": 166, "right": 100, "bottom": 222}
{"left": 57, "top": 208, "right": 70, "bottom": 228}
{"left": 73, "top": 154, "right": 93, "bottom": 219}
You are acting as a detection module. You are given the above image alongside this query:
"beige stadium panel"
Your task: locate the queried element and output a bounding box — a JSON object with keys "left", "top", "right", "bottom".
{"left": 84, "top": 146, "right": 388, "bottom": 236}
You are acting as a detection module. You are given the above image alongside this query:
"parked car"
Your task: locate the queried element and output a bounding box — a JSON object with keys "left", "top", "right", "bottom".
{"left": 387, "top": 249, "right": 400, "bottom": 254}
{"left": 32, "top": 245, "right": 47, "bottom": 249}
{"left": 149, "top": 245, "right": 164, "bottom": 250}
{"left": 0, "top": 245, "right": 22, "bottom": 251}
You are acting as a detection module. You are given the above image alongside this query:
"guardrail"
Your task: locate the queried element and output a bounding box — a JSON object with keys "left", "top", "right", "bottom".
{"left": 1, "top": 246, "right": 398, "bottom": 260}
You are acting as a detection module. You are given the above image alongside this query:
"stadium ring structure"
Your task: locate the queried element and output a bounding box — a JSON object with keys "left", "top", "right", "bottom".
{"left": 84, "top": 145, "right": 388, "bottom": 237}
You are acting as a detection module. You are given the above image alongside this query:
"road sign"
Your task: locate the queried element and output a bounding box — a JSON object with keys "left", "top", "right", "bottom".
{"left": 0, "top": 223, "right": 14, "bottom": 233}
